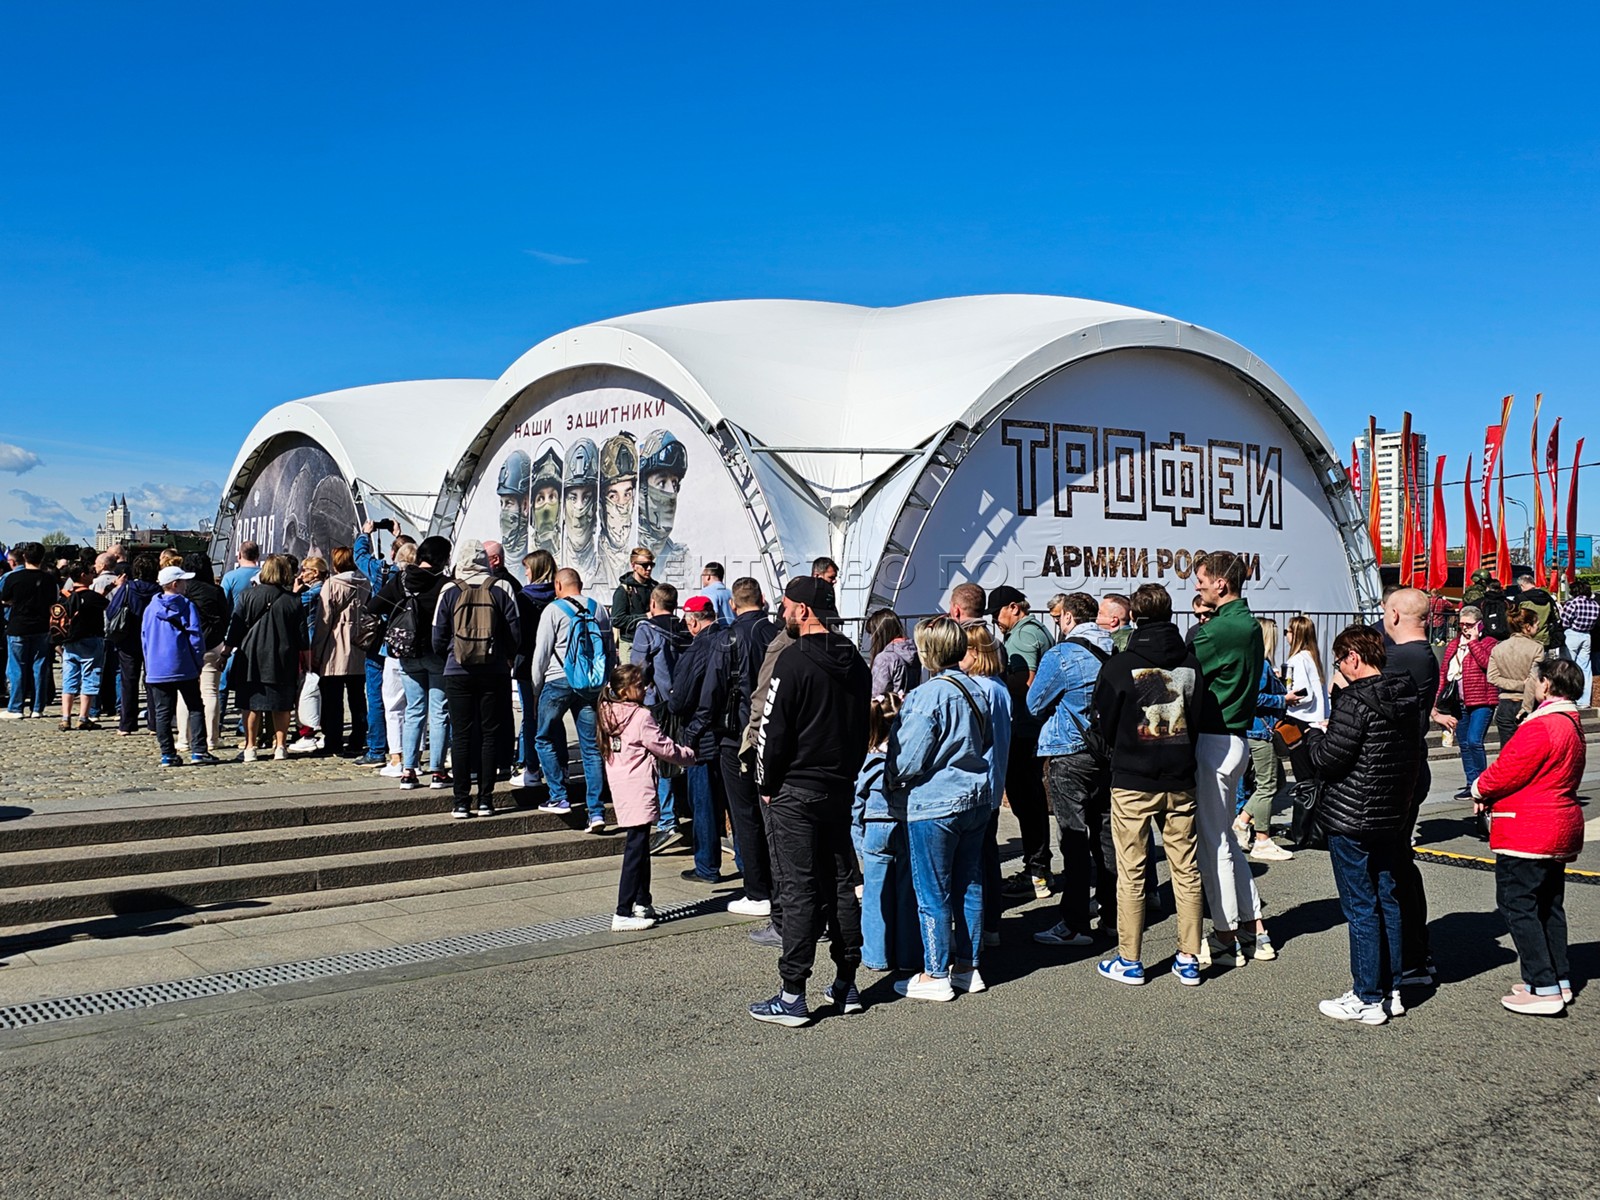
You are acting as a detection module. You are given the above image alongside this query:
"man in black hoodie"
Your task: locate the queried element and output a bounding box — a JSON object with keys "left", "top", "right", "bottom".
{"left": 749, "top": 576, "right": 871, "bottom": 1027}
{"left": 1090, "top": 583, "right": 1206, "bottom": 985}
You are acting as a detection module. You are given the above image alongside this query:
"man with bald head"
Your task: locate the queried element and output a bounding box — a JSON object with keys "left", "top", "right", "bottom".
{"left": 1381, "top": 586, "right": 1438, "bottom": 993}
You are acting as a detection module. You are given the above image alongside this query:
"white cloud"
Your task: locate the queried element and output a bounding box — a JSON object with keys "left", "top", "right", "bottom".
{"left": 7, "top": 488, "right": 87, "bottom": 538}
{"left": 522, "top": 249, "right": 588, "bottom": 266}
{"left": 82, "top": 481, "right": 220, "bottom": 529}
{"left": 0, "top": 441, "right": 42, "bottom": 474}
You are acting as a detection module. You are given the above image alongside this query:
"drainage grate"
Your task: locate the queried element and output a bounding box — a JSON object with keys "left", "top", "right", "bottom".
{"left": 0, "top": 896, "right": 730, "bottom": 1031}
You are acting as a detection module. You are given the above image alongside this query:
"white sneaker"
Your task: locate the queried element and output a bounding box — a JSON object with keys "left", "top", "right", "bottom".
{"left": 1249, "top": 839, "right": 1295, "bottom": 862}
{"left": 726, "top": 897, "right": 771, "bottom": 917}
{"left": 0, "top": 711, "right": 24, "bottom": 720}
{"left": 1318, "top": 990, "right": 1388, "bottom": 1025}
{"left": 951, "top": 968, "right": 986, "bottom": 994}
{"left": 611, "top": 914, "right": 655, "bottom": 932}
{"left": 379, "top": 763, "right": 404, "bottom": 778}
{"left": 288, "top": 735, "right": 320, "bottom": 754}
{"left": 240, "top": 748, "right": 258, "bottom": 763}
{"left": 1384, "top": 989, "right": 1406, "bottom": 1018}
{"left": 518, "top": 767, "right": 542, "bottom": 788}
{"left": 893, "top": 974, "right": 956, "bottom": 1002}
{"left": 273, "top": 747, "right": 287, "bottom": 760}
{"left": 1034, "top": 920, "right": 1093, "bottom": 947}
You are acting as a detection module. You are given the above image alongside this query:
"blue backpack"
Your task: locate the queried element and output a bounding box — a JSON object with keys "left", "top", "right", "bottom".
{"left": 558, "top": 597, "right": 608, "bottom": 692}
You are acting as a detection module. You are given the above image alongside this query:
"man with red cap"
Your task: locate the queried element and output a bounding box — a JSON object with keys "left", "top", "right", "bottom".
{"left": 668, "top": 594, "right": 730, "bottom": 883}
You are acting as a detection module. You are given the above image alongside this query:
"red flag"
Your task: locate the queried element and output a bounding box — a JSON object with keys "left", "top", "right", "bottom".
{"left": 1567, "top": 437, "right": 1585, "bottom": 585}
{"left": 1367, "top": 416, "right": 1383, "bottom": 564}
{"left": 1480, "top": 422, "right": 1503, "bottom": 563}
{"left": 1399, "top": 413, "right": 1414, "bottom": 584}
{"left": 1496, "top": 396, "right": 1514, "bottom": 583}
{"left": 1463, "top": 457, "right": 1481, "bottom": 579}
{"left": 1545, "top": 418, "right": 1561, "bottom": 588}
{"left": 1429, "top": 454, "right": 1448, "bottom": 589}
{"left": 1410, "top": 433, "right": 1428, "bottom": 582}
{"left": 1349, "top": 440, "right": 1362, "bottom": 498}
{"left": 1530, "top": 394, "right": 1546, "bottom": 588}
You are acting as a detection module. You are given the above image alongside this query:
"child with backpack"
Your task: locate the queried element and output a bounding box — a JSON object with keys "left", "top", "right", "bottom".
{"left": 53, "top": 566, "right": 110, "bottom": 731}
{"left": 598, "top": 663, "right": 697, "bottom": 931}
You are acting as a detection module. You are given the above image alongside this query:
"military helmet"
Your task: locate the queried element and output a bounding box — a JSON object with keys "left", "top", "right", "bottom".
{"left": 639, "top": 429, "right": 687, "bottom": 479}
{"left": 599, "top": 434, "right": 637, "bottom": 483}
{"left": 531, "top": 445, "right": 563, "bottom": 493}
{"left": 565, "top": 438, "right": 599, "bottom": 489}
{"left": 497, "top": 450, "right": 532, "bottom": 496}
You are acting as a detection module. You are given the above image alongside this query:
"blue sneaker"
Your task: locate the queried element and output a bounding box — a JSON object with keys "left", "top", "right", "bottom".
{"left": 356, "top": 752, "right": 388, "bottom": 767}
{"left": 189, "top": 752, "right": 221, "bottom": 766}
{"left": 748, "top": 992, "right": 810, "bottom": 1028}
{"left": 1097, "top": 955, "right": 1146, "bottom": 985}
{"left": 536, "top": 799, "right": 571, "bottom": 814}
{"left": 1171, "top": 955, "right": 1202, "bottom": 986}
{"left": 824, "top": 980, "right": 864, "bottom": 1015}
{"left": 159, "top": 755, "right": 184, "bottom": 768}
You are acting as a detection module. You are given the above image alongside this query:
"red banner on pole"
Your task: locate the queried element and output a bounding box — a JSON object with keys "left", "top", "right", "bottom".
{"left": 1480, "top": 421, "right": 1504, "bottom": 564}
{"left": 1367, "top": 416, "right": 1383, "bottom": 564}
{"left": 1399, "top": 413, "right": 1414, "bottom": 585}
{"left": 1496, "top": 396, "right": 1514, "bottom": 583}
{"left": 1545, "top": 417, "right": 1561, "bottom": 589}
{"left": 1568, "top": 437, "right": 1585, "bottom": 586}
{"left": 1463, "top": 457, "right": 1481, "bottom": 579}
{"left": 1349, "top": 440, "right": 1361, "bottom": 498}
{"left": 1410, "top": 432, "right": 1427, "bottom": 583}
{"left": 1530, "top": 394, "right": 1546, "bottom": 589}
{"left": 1429, "top": 454, "right": 1448, "bottom": 590}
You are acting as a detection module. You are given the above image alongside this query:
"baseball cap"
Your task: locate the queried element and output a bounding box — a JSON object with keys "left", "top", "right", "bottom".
{"left": 683, "top": 595, "right": 714, "bottom": 616}
{"left": 158, "top": 566, "right": 196, "bottom": 586}
{"left": 783, "top": 576, "right": 838, "bottom": 617}
{"left": 985, "top": 585, "right": 1028, "bottom": 617}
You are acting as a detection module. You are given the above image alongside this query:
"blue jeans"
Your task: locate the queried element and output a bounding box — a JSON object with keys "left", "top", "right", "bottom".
{"left": 1456, "top": 704, "right": 1494, "bottom": 785}
{"left": 906, "top": 806, "right": 988, "bottom": 978}
{"left": 61, "top": 637, "right": 105, "bottom": 697}
{"left": 400, "top": 654, "right": 450, "bottom": 772}
{"left": 1327, "top": 832, "right": 1405, "bottom": 1003}
{"left": 859, "top": 820, "right": 922, "bottom": 972}
{"left": 536, "top": 678, "right": 603, "bottom": 822}
{"left": 6, "top": 634, "right": 50, "bottom": 714}
{"left": 687, "top": 762, "right": 724, "bottom": 879}
{"left": 516, "top": 677, "right": 543, "bottom": 777}
{"left": 364, "top": 656, "right": 387, "bottom": 756}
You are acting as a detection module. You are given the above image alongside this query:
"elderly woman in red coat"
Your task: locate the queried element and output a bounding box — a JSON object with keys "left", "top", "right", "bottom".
{"left": 1472, "top": 657, "right": 1587, "bottom": 1015}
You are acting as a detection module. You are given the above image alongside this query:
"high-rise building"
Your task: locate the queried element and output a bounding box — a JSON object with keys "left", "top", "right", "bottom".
{"left": 1353, "top": 428, "right": 1429, "bottom": 554}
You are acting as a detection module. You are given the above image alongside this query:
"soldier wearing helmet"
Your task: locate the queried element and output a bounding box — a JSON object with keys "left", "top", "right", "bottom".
{"left": 596, "top": 434, "right": 638, "bottom": 585}
{"left": 638, "top": 429, "right": 690, "bottom": 580}
{"left": 561, "top": 438, "right": 600, "bottom": 578}
{"left": 529, "top": 442, "right": 564, "bottom": 559}
{"left": 495, "top": 449, "right": 532, "bottom": 558}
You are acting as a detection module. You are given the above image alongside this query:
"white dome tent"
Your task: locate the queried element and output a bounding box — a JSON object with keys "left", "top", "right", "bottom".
{"left": 213, "top": 379, "right": 493, "bottom": 563}
{"left": 437, "top": 296, "right": 1378, "bottom": 619}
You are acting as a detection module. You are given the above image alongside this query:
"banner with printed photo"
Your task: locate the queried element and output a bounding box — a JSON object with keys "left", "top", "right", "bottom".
{"left": 459, "top": 368, "right": 769, "bottom": 597}
{"left": 232, "top": 435, "right": 361, "bottom": 562}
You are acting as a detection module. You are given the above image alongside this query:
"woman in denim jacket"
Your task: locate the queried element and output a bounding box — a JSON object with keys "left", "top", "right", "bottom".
{"left": 853, "top": 693, "right": 921, "bottom": 974}
{"left": 885, "top": 616, "right": 995, "bottom": 1003}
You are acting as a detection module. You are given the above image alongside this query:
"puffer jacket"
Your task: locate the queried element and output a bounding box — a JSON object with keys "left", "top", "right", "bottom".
{"left": 1473, "top": 699, "right": 1587, "bottom": 860}
{"left": 1441, "top": 633, "right": 1499, "bottom": 709}
{"left": 1304, "top": 673, "right": 1421, "bottom": 838}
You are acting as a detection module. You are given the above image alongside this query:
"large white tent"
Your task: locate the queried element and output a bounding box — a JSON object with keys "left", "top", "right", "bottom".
{"left": 439, "top": 296, "right": 1378, "bottom": 618}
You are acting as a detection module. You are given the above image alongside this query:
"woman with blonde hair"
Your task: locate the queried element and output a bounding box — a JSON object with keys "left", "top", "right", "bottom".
{"left": 962, "top": 622, "right": 1012, "bottom": 947}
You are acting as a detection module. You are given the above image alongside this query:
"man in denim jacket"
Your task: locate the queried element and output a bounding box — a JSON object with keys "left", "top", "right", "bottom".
{"left": 1027, "top": 592, "right": 1115, "bottom": 947}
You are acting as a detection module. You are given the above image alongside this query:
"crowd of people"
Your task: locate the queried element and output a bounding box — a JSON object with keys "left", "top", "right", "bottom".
{"left": 1, "top": 534, "right": 1591, "bottom": 1027}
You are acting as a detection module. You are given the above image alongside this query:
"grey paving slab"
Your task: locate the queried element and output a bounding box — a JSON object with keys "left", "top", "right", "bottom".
{"left": 172, "top": 922, "right": 400, "bottom": 974}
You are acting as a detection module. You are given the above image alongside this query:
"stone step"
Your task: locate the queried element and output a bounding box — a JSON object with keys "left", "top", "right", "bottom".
{"left": 3, "top": 782, "right": 575, "bottom": 853}
{"left": 0, "top": 805, "right": 599, "bottom": 887}
{"left": 0, "top": 827, "right": 624, "bottom": 927}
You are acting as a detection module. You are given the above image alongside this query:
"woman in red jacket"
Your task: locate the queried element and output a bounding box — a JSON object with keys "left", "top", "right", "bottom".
{"left": 1471, "top": 657, "right": 1587, "bottom": 1015}
{"left": 1432, "top": 605, "right": 1498, "bottom": 802}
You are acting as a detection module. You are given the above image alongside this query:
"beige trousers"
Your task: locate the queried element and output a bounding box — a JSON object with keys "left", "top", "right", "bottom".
{"left": 1110, "top": 787, "right": 1204, "bottom": 963}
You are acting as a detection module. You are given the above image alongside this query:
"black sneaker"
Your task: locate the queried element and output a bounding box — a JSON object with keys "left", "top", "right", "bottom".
{"left": 748, "top": 992, "right": 810, "bottom": 1028}
{"left": 451, "top": 804, "right": 473, "bottom": 819}
{"left": 649, "top": 828, "right": 684, "bottom": 855}
{"left": 680, "top": 868, "right": 722, "bottom": 884}
{"left": 399, "top": 769, "right": 420, "bottom": 790}
{"left": 430, "top": 771, "right": 453, "bottom": 790}
{"left": 824, "top": 980, "right": 864, "bottom": 1015}
{"left": 475, "top": 800, "right": 494, "bottom": 818}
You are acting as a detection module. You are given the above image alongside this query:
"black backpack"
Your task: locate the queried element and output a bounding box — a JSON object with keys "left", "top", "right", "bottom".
{"left": 382, "top": 592, "right": 422, "bottom": 658}
{"left": 1480, "top": 593, "right": 1510, "bottom": 642}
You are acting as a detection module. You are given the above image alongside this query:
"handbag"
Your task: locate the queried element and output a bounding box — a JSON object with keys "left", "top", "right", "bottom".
{"left": 1434, "top": 677, "right": 1462, "bottom": 719}
{"left": 1271, "top": 717, "right": 1304, "bottom": 756}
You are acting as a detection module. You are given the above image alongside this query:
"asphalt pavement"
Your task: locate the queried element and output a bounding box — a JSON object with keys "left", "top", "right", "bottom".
{"left": 0, "top": 767, "right": 1595, "bottom": 1200}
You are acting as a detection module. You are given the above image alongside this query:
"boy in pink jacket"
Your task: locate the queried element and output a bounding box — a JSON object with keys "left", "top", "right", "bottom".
{"left": 600, "top": 664, "right": 697, "bottom": 931}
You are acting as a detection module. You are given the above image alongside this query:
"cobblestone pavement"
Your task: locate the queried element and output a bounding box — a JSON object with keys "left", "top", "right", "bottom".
{"left": 0, "top": 709, "right": 393, "bottom": 805}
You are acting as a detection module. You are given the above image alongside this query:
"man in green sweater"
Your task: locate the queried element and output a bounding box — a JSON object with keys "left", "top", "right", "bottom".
{"left": 1189, "top": 552, "right": 1273, "bottom": 968}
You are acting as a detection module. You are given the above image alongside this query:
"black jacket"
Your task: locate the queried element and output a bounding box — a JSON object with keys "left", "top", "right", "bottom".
{"left": 184, "top": 580, "right": 231, "bottom": 650}
{"left": 756, "top": 630, "right": 872, "bottom": 796}
{"left": 699, "top": 609, "right": 781, "bottom": 748}
{"left": 667, "top": 624, "right": 724, "bottom": 759}
{"left": 1090, "top": 621, "right": 1203, "bottom": 793}
{"left": 371, "top": 564, "right": 447, "bottom": 659}
{"left": 1304, "top": 673, "right": 1421, "bottom": 838}
{"left": 610, "top": 573, "right": 654, "bottom": 639}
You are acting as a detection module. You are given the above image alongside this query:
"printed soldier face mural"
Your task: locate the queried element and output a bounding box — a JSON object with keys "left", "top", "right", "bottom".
{"left": 530, "top": 441, "right": 563, "bottom": 559}
{"left": 495, "top": 449, "right": 532, "bottom": 559}
{"left": 457, "top": 369, "right": 762, "bottom": 591}
{"left": 233, "top": 435, "right": 360, "bottom": 563}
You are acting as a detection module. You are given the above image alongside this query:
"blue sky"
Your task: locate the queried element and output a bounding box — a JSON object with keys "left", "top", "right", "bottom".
{"left": 3, "top": 3, "right": 1597, "bottom": 549}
